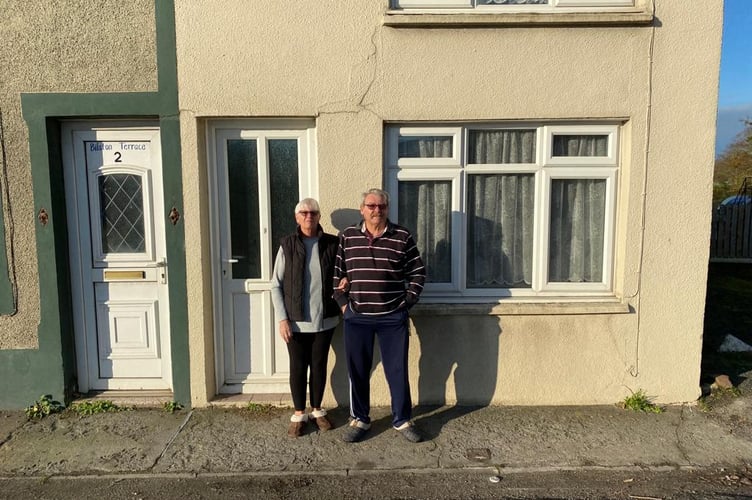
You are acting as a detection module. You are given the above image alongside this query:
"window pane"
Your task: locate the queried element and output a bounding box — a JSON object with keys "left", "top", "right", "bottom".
{"left": 398, "top": 180, "right": 452, "bottom": 283}
{"left": 468, "top": 129, "right": 536, "bottom": 164}
{"left": 98, "top": 174, "right": 145, "bottom": 253}
{"left": 466, "top": 174, "right": 534, "bottom": 288}
{"left": 268, "top": 139, "right": 299, "bottom": 260}
{"left": 398, "top": 136, "right": 453, "bottom": 158}
{"left": 227, "top": 139, "right": 260, "bottom": 279}
{"left": 549, "top": 179, "right": 606, "bottom": 282}
{"left": 552, "top": 135, "right": 608, "bottom": 157}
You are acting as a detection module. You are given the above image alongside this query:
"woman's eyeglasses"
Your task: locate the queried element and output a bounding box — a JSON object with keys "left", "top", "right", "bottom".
{"left": 297, "top": 210, "right": 320, "bottom": 217}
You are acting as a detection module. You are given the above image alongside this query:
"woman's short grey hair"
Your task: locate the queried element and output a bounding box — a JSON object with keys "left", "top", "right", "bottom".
{"left": 295, "top": 198, "right": 320, "bottom": 214}
{"left": 360, "top": 188, "right": 389, "bottom": 207}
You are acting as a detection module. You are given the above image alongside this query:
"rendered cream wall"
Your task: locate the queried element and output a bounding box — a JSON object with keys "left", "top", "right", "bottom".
{"left": 175, "top": 0, "right": 722, "bottom": 405}
{"left": 0, "top": 0, "right": 157, "bottom": 349}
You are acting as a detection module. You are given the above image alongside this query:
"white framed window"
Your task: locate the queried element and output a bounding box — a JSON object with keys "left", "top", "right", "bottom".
{"left": 386, "top": 126, "right": 462, "bottom": 167}
{"left": 386, "top": 122, "right": 619, "bottom": 300}
{"left": 392, "top": 0, "right": 634, "bottom": 11}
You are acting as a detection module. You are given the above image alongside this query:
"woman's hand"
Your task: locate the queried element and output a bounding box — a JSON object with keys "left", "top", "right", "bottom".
{"left": 279, "top": 320, "right": 293, "bottom": 343}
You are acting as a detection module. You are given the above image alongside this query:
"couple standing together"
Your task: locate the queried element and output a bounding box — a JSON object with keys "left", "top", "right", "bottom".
{"left": 270, "top": 188, "right": 426, "bottom": 443}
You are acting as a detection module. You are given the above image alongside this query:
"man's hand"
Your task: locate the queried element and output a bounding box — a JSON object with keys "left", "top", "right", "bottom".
{"left": 279, "top": 320, "right": 293, "bottom": 343}
{"left": 336, "top": 277, "right": 349, "bottom": 292}
{"left": 337, "top": 278, "right": 350, "bottom": 315}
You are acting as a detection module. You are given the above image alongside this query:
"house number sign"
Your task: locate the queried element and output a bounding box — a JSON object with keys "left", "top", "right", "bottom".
{"left": 85, "top": 141, "right": 151, "bottom": 168}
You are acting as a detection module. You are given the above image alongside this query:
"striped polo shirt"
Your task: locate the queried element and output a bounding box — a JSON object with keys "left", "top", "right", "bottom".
{"left": 333, "top": 220, "right": 425, "bottom": 315}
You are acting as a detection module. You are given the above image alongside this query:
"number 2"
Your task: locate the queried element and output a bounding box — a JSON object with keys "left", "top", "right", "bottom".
{"left": 114, "top": 152, "right": 122, "bottom": 163}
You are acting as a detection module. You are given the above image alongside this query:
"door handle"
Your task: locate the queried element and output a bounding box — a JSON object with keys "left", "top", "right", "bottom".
{"left": 157, "top": 258, "right": 168, "bottom": 284}
{"left": 222, "top": 258, "right": 238, "bottom": 278}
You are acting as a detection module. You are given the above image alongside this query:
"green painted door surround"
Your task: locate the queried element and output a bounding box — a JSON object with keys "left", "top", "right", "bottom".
{"left": 0, "top": 0, "right": 190, "bottom": 409}
{"left": 0, "top": 112, "right": 14, "bottom": 315}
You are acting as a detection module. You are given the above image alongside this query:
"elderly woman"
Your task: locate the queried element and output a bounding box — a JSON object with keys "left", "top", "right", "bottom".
{"left": 270, "top": 198, "right": 340, "bottom": 437}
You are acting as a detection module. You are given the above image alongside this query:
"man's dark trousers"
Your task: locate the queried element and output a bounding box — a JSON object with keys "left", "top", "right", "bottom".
{"left": 344, "top": 307, "right": 412, "bottom": 428}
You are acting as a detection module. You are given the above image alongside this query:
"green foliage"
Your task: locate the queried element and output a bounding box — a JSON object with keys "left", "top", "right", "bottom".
{"left": 698, "top": 385, "right": 742, "bottom": 413}
{"left": 713, "top": 120, "right": 752, "bottom": 206}
{"left": 163, "top": 401, "right": 184, "bottom": 413}
{"left": 246, "top": 402, "right": 275, "bottom": 414}
{"left": 24, "top": 395, "right": 64, "bottom": 420}
{"left": 696, "top": 397, "right": 711, "bottom": 413}
{"left": 69, "top": 400, "right": 123, "bottom": 416}
{"left": 620, "top": 389, "right": 664, "bottom": 414}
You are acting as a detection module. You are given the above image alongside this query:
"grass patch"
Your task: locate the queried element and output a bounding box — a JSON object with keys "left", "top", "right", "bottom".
{"left": 699, "top": 386, "right": 742, "bottom": 412}
{"left": 620, "top": 389, "right": 664, "bottom": 414}
{"left": 246, "top": 402, "right": 277, "bottom": 415}
{"left": 163, "top": 401, "right": 184, "bottom": 413}
{"left": 25, "top": 395, "right": 65, "bottom": 420}
{"left": 69, "top": 400, "right": 125, "bottom": 416}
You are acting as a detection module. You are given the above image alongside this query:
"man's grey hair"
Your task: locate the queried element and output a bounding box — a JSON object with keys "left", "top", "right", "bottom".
{"left": 295, "top": 198, "right": 320, "bottom": 214}
{"left": 361, "top": 188, "right": 389, "bottom": 207}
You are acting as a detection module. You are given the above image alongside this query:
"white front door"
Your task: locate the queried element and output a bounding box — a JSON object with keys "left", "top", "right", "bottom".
{"left": 209, "top": 120, "right": 316, "bottom": 394}
{"left": 63, "top": 123, "right": 172, "bottom": 391}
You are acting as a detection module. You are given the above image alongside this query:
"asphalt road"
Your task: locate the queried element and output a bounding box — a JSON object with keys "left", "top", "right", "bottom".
{"left": 2, "top": 467, "right": 752, "bottom": 500}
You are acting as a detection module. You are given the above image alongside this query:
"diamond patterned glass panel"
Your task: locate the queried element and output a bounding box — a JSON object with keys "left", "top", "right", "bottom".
{"left": 98, "top": 174, "right": 145, "bottom": 253}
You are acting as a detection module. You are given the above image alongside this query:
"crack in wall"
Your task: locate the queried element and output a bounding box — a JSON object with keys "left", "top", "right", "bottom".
{"left": 317, "top": 25, "right": 383, "bottom": 120}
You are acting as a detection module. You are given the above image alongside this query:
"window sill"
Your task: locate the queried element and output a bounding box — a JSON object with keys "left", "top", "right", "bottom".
{"left": 383, "top": 10, "right": 654, "bottom": 28}
{"left": 411, "top": 298, "right": 631, "bottom": 316}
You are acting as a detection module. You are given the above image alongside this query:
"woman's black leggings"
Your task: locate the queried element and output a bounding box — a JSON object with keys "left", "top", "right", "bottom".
{"left": 287, "top": 328, "right": 335, "bottom": 411}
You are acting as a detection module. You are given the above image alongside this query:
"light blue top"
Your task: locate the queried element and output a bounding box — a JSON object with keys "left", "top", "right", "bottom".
{"left": 270, "top": 237, "right": 340, "bottom": 333}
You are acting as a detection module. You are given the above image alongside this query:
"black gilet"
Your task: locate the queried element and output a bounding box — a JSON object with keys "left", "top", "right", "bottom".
{"left": 279, "top": 226, "right": 340, "bottom": 322}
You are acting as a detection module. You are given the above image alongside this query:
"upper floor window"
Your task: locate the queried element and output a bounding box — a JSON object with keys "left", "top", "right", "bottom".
{"left": 385, "top": 123, "right": 619, "bottom": 300}
{"left": 393, "top": 0, "right": 634, "bottom": 11}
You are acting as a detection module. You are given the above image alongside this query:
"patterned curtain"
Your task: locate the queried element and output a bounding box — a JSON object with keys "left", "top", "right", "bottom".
{"left": 466, "top": 130, "right": 536, "bottom": 288}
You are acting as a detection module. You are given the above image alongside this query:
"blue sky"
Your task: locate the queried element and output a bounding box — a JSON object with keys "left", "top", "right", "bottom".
{"left": 716, "top": 0, "right": 752, "bottom": 156}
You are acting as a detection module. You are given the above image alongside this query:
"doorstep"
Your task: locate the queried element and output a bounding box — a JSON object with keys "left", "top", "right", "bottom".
{"left": 73, "top": 390, "right": 175, "bottom": 408}
{"left": 209, "top": 393, "right": 292, "bottom": 408}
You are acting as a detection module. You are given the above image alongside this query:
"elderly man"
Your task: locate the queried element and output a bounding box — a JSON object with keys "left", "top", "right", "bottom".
{"left": 333, "top": 188, "right": 426, "bottom": 443}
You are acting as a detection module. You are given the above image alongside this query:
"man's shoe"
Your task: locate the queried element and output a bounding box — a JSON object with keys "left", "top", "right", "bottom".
{"left": 342, "top": 419, "right": 370, "bottom": 443}
{"left": 310, "top": 409, "right": 333, "bottom": 432}
{"left": 395, "top": 422, "right": 422, "bottom": 443}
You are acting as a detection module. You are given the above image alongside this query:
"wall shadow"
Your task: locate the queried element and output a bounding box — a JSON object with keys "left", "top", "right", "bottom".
{"left": 328, "top": 323, "right": 349, "bottom": 408}
{"left": 326, "top": 207, "right": 361, "bottom": 413}
{"left": 330, "top": 208, "right": 361, "bottom": 233}
{"left": 411, "top": 311, "right": 501, "bottom": 439}
{"left": 328, "top": 323, "right": 384, "bottom": 418}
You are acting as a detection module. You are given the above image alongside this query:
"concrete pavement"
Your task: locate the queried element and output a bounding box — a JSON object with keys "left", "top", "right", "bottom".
{"left": 2, "top": 395, "right": 752, "bottom": 479}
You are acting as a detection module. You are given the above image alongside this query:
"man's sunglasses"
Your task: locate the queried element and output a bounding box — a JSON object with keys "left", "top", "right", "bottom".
{"left": 364, "top": 204, "right": 387, "bottom": 210}
{"left": 298, "top": 211, "right": 320, "bottom": 217}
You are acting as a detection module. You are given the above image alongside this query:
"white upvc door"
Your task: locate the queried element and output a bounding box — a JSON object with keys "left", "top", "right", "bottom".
{"left": 62, "top": 122, "right": 172, "bottom": 391}
{"left": 209, "top": 119, "right": 316, "bottom": 394}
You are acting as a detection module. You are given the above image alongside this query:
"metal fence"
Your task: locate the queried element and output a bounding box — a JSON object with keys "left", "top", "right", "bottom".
{"left": 710, "top": 203, "right": 752, "bottom": 261}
